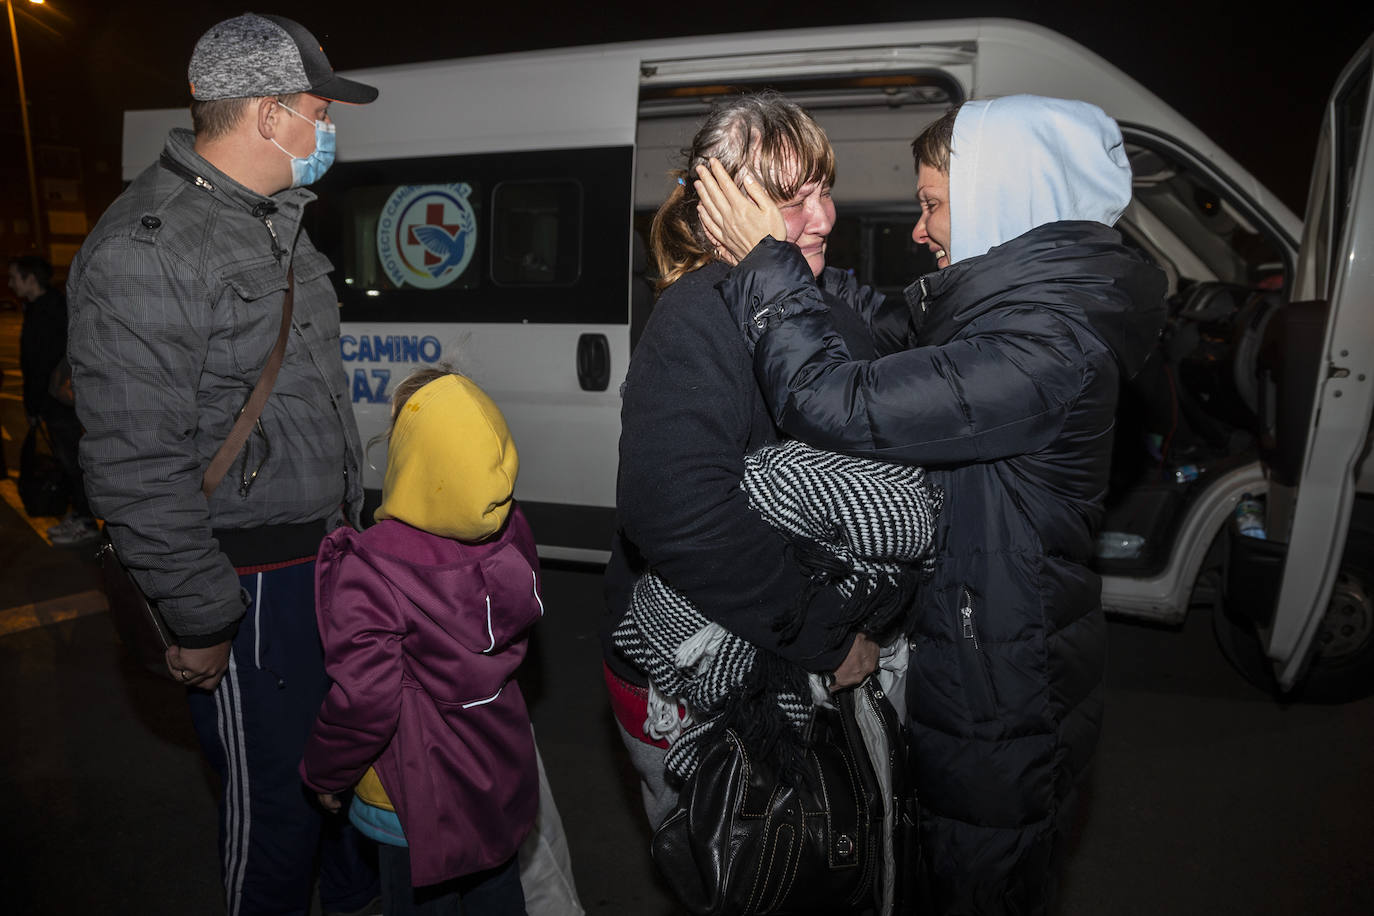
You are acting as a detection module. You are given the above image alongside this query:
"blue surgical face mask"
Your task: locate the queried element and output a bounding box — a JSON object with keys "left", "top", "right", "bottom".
{"left": 271, "top": 99, "right": 336, "bottom": 188}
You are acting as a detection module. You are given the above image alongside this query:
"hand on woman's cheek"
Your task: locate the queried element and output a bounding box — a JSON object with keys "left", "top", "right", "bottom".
{"left": 699, "top": 220, "right": 736, "bottom": 266}
{"left": 694, "top": 158, "right": 785, "bottom": 262}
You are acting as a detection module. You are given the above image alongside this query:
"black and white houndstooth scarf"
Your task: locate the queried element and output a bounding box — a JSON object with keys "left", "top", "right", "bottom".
{"left": 612, "top": 439, "right": 941, "bottom": 782}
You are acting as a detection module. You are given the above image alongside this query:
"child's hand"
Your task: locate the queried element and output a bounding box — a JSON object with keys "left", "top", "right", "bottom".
{"left": 317, "top": 792, "right": 342, "bottom": 813}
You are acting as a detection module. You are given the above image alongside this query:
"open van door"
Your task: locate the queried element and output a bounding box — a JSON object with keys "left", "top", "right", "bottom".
{"left": 1236, "top": 36, "right": 1374, "bottom": 697}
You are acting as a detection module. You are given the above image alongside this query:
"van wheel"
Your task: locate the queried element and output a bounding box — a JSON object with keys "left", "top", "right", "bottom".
{"left": 1296, "top": 530, "right": 1374, "bottom": 702}
{"left": 1213, "top": 529, "right": 1374, "bottom": 703}
{"left": 1211, "top": 591, "right": 1280, "bottom": 698}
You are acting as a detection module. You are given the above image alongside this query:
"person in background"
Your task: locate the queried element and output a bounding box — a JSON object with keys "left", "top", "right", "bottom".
{"left": 65, "top": 13, "right": 379, "bottom": 915}
{"left": 9, "top": 255, "right": 97, "bottom": 545}
{"left": 302, "top": 368, "right": 541, "bottom": 916}
{"left": 697, "top": 95, "right": 1168, "bottom": 914}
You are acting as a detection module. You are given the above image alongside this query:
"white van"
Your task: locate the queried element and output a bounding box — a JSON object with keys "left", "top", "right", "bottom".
{"left": 122, "top": 19, "right": 1373, "bottom": 700}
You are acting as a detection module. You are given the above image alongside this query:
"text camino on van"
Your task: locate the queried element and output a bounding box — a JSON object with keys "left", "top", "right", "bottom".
{"left": 341, "top": 334, "right": 444, "bottom": 403}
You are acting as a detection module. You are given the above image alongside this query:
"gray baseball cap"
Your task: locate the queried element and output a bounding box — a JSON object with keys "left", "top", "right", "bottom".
{"left": 188, "top": 13, "right": 378, "bottom": 104}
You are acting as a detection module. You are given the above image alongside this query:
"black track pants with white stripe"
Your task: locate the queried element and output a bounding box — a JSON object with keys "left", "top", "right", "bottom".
{"left": 187, "top": 559, "right": 379, "bottom": 916}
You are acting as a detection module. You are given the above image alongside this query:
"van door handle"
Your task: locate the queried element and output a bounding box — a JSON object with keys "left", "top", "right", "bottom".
{"left": 577, "top": 333, "right": 610, "bottom": 391}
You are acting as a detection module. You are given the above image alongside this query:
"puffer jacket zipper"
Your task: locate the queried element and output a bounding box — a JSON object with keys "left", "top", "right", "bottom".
{"left": 956, "top": 586, "right": 998, "bottom": 722}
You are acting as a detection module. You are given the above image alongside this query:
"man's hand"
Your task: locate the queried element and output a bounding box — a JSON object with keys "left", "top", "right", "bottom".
{"left": 166, "top": 641, "right": 232, "bottom": 691}
{"left": 316, "top": 792, "right": 342, "bottom": 813}
{"left": 830, "top": 632, "right": 880, "bottom": 692}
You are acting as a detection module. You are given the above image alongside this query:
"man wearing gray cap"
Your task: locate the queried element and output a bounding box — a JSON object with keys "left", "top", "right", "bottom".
{"left": 67, "top": 13, "right": 380, "bottom": 915}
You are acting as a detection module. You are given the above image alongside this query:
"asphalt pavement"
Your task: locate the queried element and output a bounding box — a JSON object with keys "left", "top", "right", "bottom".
{"left": 3, "top": 306, "right": 1373, "bottom": 915}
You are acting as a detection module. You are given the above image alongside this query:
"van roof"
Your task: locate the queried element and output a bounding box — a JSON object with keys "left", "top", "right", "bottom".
{"left": 122, "top": 17, "right": 1298, "bottom": 236}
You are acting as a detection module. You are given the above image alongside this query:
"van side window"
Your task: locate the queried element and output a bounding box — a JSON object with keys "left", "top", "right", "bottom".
{"left": 491, "top": 181, "right": 583, "bottom": 286}
{"left": 307, "top": 146, "right": 631, "bottom": 324}
{"left": 377, "top": 183, "right": 483, "bottom": 293}
{"left": 630, "top": 206, "right": 935, "bottom": 305}
{"left": 1124, "top": 141, "right": 1287, "bottom": 292}
{"left": 826, "top": 211, "right": 937, "bottom": 300}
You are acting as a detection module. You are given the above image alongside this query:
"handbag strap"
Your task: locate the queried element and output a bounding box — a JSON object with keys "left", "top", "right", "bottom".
{"left": 201, "top": 270, "right": 295, "bottom": 499}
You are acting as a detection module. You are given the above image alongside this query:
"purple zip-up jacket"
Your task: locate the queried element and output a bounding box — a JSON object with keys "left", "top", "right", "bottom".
{"left": 300, "top": 508, "right": 542, "bottom": 885}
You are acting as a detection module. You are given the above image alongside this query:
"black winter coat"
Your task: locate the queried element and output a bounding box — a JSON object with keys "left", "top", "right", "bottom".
{"left": 602, "top": 260, "right": 879, "bottom": 685}
{"left": 723, "top": 223, "right": 1167, "bottom": 915}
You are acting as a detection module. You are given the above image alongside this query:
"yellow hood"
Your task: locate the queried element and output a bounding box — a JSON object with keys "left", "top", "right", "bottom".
{"left": 374, "top": 375, "right": 518, "bottom": 541}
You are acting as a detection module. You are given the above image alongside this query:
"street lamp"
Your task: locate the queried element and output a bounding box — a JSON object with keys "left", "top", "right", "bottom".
{"left": 5, "top": 0, "right": 46, "bottom": 254}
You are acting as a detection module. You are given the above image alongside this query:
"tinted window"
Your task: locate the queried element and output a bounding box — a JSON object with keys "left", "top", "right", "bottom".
{"left": 628, "top": 206, "right": 933, "bottom": 323}
{"left": 354, "top": 182, "right": 482, "bottom": 293}
{"left": 828, "top": 210, "right": 936, "bottom": 299}
{"left": 491, "top": 180, "right": 582, "bottom": 286}
{"left": 1127, "top": 142, "right": 1286, "bottom": 289}
{"left": 307, "top": 146, "right": 631, "bottom": 324}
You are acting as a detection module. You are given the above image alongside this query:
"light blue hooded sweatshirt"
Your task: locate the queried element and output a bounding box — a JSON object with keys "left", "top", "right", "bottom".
{"left": 947, "top": 94, "right": 1133, "bottom": 264}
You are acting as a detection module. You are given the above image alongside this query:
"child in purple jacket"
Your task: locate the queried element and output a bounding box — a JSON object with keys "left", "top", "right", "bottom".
{"left": 301, "top": 368, "right": 543, "bottom": 915}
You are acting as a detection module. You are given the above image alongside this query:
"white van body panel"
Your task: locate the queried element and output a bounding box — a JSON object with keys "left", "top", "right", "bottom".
{"left": 123, "top": 19, "right": 1297, "bottom": 228}
{"left": 123, "top": 108, "right": 191, "bottom": 181}
{"left": 334, "top": 51, "right": 642, "bottom": 159}
{"left": 969, "top": 24, "right": 1295, "bottom": 235}
{"left": 1100, "top": 463, "right": 1268, "bottom": 623}
{"left": 344, "top": 321, "right": 628, "bottom": 501}
{"left": 119, "top": 18, "right": 1330, "bottom": 649}
{"left": 1268, "top": 38, "right": 1374, "bottom": 689}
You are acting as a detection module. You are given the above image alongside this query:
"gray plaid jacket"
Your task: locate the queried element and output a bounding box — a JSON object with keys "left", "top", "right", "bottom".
{"left": 67, "top": 128, "right": 363, "bottom": 645}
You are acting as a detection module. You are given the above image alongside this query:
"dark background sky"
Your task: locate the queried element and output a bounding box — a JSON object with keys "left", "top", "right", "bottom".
{"left": 3, "top": 0, "right": 1372, "bottom": 216}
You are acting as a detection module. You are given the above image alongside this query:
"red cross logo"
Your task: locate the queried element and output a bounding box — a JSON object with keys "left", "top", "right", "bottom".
{"left": 406, "top": 203, "right": 462, "bottom": 267}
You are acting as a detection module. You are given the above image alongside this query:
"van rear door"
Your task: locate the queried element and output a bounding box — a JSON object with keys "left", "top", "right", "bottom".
{"left": 1263, "top": 36, "right": 1374, "bottom": 690}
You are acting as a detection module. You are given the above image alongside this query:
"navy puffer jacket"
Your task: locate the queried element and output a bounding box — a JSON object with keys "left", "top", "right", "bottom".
{"left": 722, "top": 223, "right": 1166, "bottom": 914}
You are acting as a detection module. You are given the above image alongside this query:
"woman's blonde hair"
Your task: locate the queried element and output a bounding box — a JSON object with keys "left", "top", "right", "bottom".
{"left": 649, "top": 91, "right": 836, "bottom": 290}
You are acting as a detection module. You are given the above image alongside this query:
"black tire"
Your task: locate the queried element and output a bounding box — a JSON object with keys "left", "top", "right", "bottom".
{"left": 1211, "top": 586, "right": 1280, "bottom": 698}
{"left": 1293, "top": 528, "right": 1374, "bottom": 702}
{"left": 1214, "top": 528, "right": 1374, "bottom": 703}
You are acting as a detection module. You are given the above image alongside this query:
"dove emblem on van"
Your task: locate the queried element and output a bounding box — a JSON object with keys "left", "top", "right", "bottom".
{"left": 377, "top": 183, "right": 477, "bottom": 290}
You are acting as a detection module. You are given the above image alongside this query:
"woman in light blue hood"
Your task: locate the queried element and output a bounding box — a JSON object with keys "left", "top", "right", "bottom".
{"left": 937, "top": 95, "right": 1135, "bottom": 264}
{"left": 696, "top": 95, "right": 1168, "bottom": 915}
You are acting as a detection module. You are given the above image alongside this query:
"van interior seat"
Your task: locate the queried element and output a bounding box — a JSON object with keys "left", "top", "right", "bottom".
{"left": 1231, "top": 290, "right": 1283, "bottom": 416}
{"left": 1257, "top": 300, "right": 1330, "bottom": 487}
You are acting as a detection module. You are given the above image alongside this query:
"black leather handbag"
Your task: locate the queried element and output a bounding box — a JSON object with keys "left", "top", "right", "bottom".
{"left": 651, "top": 677, "right": 917, "bottom": 915}
{"left": 100, "top": 538, "right": 176, "bottom": 679}
{"left": 18, "top": 423, "right": 69, "bottom": 518}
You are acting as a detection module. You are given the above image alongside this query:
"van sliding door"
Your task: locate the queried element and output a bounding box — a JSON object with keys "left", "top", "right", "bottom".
{"left": 306, "top": 146, "right": 632, "bottom": 561}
